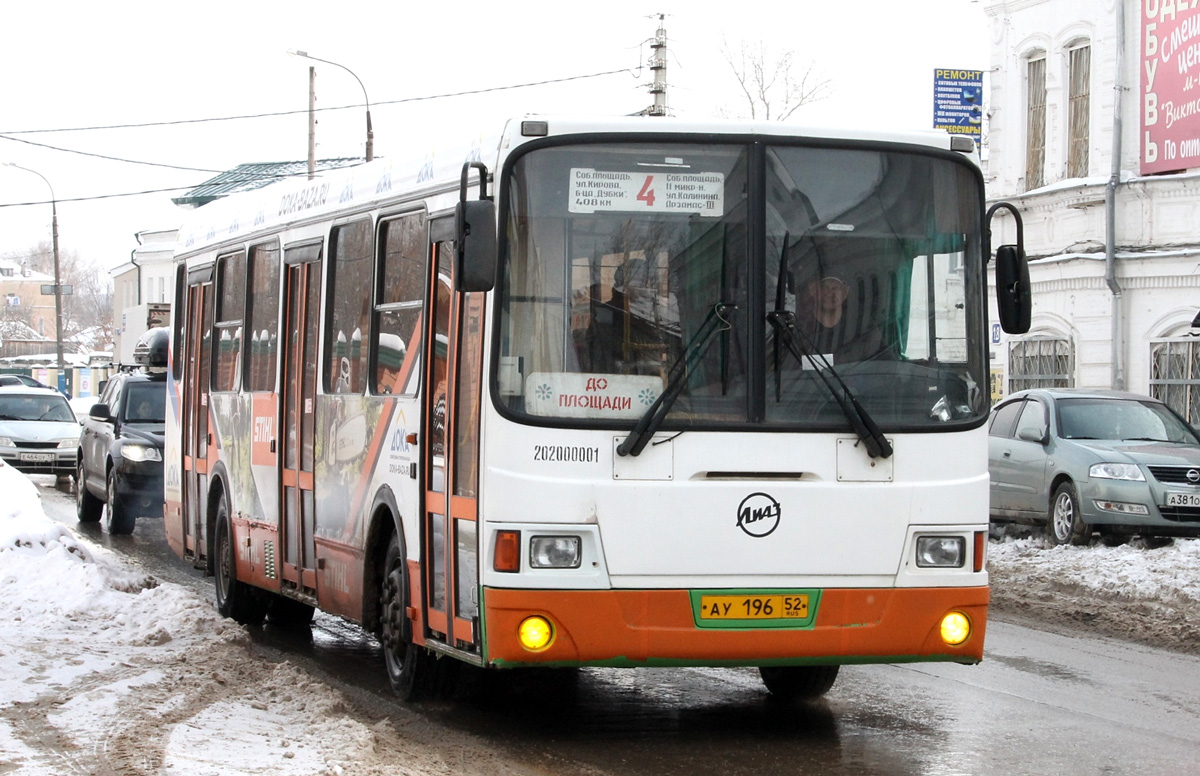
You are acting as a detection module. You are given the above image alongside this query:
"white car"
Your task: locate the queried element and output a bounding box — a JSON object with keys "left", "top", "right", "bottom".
{"left": 0, "top": 386, "right": 81, "bottom": 479}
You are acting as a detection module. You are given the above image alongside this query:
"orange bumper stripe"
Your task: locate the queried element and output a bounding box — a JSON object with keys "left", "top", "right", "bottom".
{"left": 484, "top": 586, "right": 988, "bottom": 666}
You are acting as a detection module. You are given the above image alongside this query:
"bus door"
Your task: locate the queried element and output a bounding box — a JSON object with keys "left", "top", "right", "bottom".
{"left": 181, "top": 279, "right": 213, "bottom": 564}
{"left": 422, "top": 225, "right": 485, "bottom": 651}
{"left": 279, "top": 246, "right": 322, "bottom": 594}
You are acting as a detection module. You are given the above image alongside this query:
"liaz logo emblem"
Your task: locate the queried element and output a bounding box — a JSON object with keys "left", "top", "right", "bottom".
{"left": 737, "top": 492, "right": 781, "bottom": 537}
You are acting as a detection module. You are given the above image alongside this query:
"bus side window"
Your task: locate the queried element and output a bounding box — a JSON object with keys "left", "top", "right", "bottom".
{"left": 213, "top": 251, "right": 245, "bottom": 392}
{"left": 326, "top": 218, "right": 373, "bottom": 394}
{"left": 373, "top": 212, "right": 427, "bottom": 396}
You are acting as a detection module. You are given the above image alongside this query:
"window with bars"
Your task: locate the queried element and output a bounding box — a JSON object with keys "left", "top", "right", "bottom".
{"left": 1149, "top": 338, "right": 1200, "bottom": 424}
{"left": 1068, "top": 44, "right": 1091, "bottom": 179}
{"left": 1026, "top": 56, "right": 1047, "bottom": 191}
{"left": 1009, "top": 337, "right": 1073, "bottom": 391}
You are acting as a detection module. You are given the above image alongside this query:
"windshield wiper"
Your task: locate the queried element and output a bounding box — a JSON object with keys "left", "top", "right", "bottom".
{"left": 766, "top": 311, "right": 892, "bottom": 459}
{"left": 767, "top": 236, "right": 890, "bottom": 459}
{"left": 617, "top": 302, "right": 735, "bottom": 458}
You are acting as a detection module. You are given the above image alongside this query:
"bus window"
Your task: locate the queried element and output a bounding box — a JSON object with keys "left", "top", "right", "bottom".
{"left": 245, "top": 241, "right": 280, "bottom": 392}
{"left": 373, "top": 212, "right": 426, "bottom": 396}
{"left": 213, "top": 251, "right": 245, "bottom": 392}
{"left": 326, "top": 219, "right": 373, "bottom": 394}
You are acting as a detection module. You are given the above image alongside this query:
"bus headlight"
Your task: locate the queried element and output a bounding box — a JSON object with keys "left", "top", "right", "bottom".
{"left": 940, "top": 612, "right": 971, "bottom": 645}
{"left": 529, "top": 536, "right": 581, "bottom": 569}
{"left": 518, "top": 616, "right": 555, "bottom": 651}
{"left": 915, "top": 536, "right": 965, "bottom": 568}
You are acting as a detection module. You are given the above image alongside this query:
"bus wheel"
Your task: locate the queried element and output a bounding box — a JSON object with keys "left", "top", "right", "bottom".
{"left": 214, "top": 497, "right": 266, "bottom": 625}
{"left": 758, "top": 665, "right": 840, "bottom": 701}
{"left": 76, "top": 459, "right": 102, "bottom": 523}
{"left": 381, "top": 534, "right": 431, "bottom": 700}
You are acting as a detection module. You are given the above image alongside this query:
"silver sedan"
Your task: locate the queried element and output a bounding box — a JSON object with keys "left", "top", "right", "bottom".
{"left": 988, "top": 388, "right": 1200, "bottom": 544}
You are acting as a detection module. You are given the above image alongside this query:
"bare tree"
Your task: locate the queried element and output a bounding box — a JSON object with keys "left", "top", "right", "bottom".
{"left": 4, "top": 241, "right": 112, "bottom": 350}
{"left": 721, "top": 39, "right": 833, "bottom": 121}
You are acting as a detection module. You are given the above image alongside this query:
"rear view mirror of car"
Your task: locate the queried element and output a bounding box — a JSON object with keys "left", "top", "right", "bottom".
{"left": 1017, "top": 426, "right": 1045, "bottom": 444}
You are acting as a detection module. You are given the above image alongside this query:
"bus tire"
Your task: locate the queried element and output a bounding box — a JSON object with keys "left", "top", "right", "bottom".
{"left": 214, "top": 496, "right": 266, "bottom": 625}
{"left": 381, "top": 533, "right": 432, "bottom": 700}
{"left": 758, "top": 665, "right": 840, "bottom": 701}
{"left": 76, "top": 458, "right": 102, "bottom": 523}
{"left": 267, "top": 595, "right": 315, "bottom": 629}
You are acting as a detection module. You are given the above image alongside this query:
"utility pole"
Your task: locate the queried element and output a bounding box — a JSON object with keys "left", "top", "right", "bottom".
{"left": 647, "top": 14, "right": 668, "bottom": 116}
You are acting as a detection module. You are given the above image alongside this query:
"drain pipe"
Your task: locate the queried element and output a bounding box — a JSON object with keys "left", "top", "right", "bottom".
{"left": 1105, "top": 0, "right": 1126, "bottom": 390}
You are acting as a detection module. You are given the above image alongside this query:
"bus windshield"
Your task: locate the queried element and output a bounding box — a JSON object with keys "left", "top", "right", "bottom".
{"left": 497, "top": 140, "right": 987, "bottom": 431}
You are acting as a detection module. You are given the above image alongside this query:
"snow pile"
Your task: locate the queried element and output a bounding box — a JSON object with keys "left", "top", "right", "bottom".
{"left": 987, "top": 526, "right": 1200, "bottom": 652}
{"left": 0, "top": 462, "right": 399, "bottom": 775}
{"left": 989, "top": 530, "right": 1200, "bottom": 606}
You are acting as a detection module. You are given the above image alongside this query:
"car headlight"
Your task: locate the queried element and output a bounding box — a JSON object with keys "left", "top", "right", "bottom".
{"left": 529, "top": 536, "right": 581, "bottom": 569}
{"left": 1089, "top": 463, "right": 1145, "bottom": 481}
{"left": 916, "top": 536, "right": 966, "bottom": 568}
{"left": 57, "top": 438, "right": 77, "bottom": 449}
{"left": 122, "top": 444, "right": 162, "bottom": 463}
{"left": 0, "top": 437, "right": 13, "bottom": 448}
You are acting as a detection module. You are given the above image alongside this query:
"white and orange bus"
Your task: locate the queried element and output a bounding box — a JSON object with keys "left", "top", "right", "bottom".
{"left": 165, "top": 115, "right": 1029, "bottom": 701}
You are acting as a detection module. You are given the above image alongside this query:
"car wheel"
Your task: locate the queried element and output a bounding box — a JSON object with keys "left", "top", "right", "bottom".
{"left": 758, "top": 665, "right": 840, "bottom": 701}
{"left": 266, "top": 595, "right": 315, "bottom": 629}
{"left": 381, "top": 532, "right": 436, "bottom": 701}
{"left": 214, "top": 495, "right": 267, "bottom": 625}
{"left": 76, "top": 458, "right": 102, "bottom": 523}
{"left": 104, "top": 469, "right": 136, "bottom": 536}
{"left": 1048, "top": 481, "right": 1090, "bottom": 546}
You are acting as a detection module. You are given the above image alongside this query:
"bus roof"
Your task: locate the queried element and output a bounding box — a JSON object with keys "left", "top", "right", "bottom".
{"left": 174, "top": 115, "right": 975, "bottom": 259}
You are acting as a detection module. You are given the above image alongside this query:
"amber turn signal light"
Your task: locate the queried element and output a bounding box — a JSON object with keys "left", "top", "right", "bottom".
{"left": 494, "top": 530, "right": 521, "bottom": 572}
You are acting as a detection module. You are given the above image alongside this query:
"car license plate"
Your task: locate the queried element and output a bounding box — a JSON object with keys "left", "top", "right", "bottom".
{"left": 699, "top": 594, "right": 810, "bottom": 621}
{"left": 1166, "top": 492, "right": 1200, "bottom": 507}
{"left": 19, "top": 453, "right": 55, "bottom": 463}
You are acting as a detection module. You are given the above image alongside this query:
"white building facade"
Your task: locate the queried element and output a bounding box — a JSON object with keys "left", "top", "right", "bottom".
{"left": 984, "top": 0, "right": 1200, "bottom": 422}
{"left": 111, "top": 229, "right": 176, "bottom": 365}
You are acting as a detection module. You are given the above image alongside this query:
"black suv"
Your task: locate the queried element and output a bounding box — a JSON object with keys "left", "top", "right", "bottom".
{"left": 77, "top": 328, "right": 168, "bottom": 534}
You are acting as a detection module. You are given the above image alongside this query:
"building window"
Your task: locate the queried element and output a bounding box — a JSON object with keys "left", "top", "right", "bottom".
{"left": 1009, "top": 337, "right": 1073, "bottom": 391}
{"left": 1067, "top": 44, "right": 1091, "bottom": 179}
{"left": 1026, "top": 55, "right": 1047, "bottom": 191}
{"left": 1150, "top": 338, "right": 1200, "bottom": 424}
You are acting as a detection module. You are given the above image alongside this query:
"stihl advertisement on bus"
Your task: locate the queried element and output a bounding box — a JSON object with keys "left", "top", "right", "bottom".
{"left": 164, "top": 116, "right": 1030, "bottom": 701}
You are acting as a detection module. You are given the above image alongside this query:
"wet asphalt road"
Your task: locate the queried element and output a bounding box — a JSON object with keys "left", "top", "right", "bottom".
{"left": 33, "top": 476, "right": 1200, "bottom": 776}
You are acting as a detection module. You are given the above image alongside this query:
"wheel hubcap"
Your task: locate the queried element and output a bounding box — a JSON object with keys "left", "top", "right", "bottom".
{"left": 217, "top": 530, "right": 231, "bottom": 600}
{"left": 1054, "top": 494, "right": 1073, "bottom": 539}
{"left": 381, "top": 569, "right": 407, "bottom": 668}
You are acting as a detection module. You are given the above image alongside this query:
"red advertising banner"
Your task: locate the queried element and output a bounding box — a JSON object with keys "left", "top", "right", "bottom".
{"left": 1141, "top": 2, "right": 1200, "bottom": 174}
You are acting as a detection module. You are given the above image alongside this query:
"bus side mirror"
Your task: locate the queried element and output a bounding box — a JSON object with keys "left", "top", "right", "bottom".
{"left": 455, "top": 199, "right": 496, "bottom": 292}
{"left": 995, "top": 245, "right": 1031, "bottom": 334}
{"left": 455, "top": 161, "right": 496, "bottom": 293}
{"left": 987, "top": 202, "right": 1031, "bottom": 335}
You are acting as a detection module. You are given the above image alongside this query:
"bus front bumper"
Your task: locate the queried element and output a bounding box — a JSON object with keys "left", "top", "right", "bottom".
{"left": 482, "top": 586, "right": 988, "bottom": 667}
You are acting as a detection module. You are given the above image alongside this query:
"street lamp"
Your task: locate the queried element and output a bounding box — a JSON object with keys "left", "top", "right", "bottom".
{"left": 2, "top": 163, "right": 65, "bottom": 383}
{"left": 288, "top": 50, "right": 374, "bottom": 162}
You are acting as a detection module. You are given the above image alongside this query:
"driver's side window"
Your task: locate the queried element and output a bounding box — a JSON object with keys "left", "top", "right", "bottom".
{"left": 1013, "top": 399, "right": 1046, "bottom": 440}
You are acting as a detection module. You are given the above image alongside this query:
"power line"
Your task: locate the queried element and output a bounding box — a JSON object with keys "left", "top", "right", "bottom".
{"left": 0, "top": 133, "right": 226, "bottom": 174}
{"left": 0, "top": 168, "right": 348, "bottom": 209}
{"left": 1, "top": 68, "right": 640, "bottom": 136}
